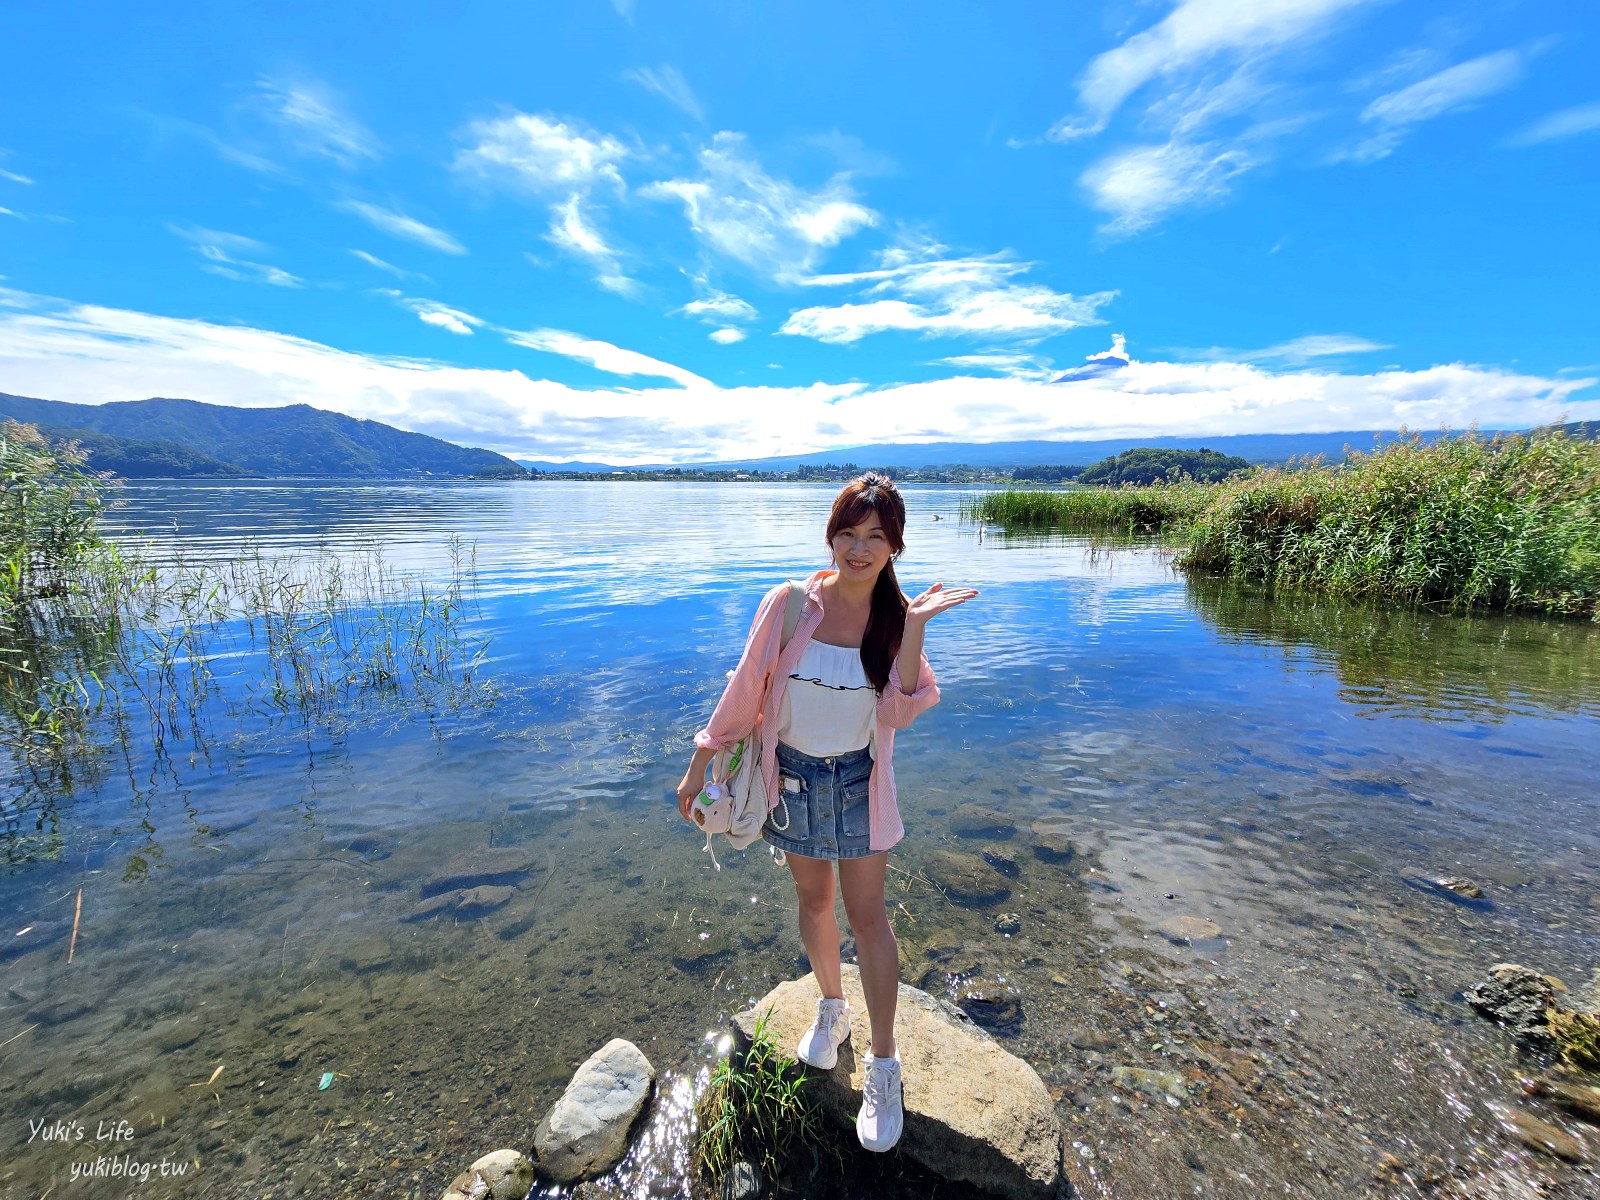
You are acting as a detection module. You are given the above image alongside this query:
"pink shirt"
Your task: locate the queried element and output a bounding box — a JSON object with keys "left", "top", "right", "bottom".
{"left": 694, "top": 568, "right": 941, "bottom": 852}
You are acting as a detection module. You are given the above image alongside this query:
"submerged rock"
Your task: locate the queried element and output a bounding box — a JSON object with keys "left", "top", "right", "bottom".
{"left": 732, "top": 965, "right": 1063, "bottom": 1200}
{"left": 533, "top": 1039, "right": 656, "bottom": 1182}
{"left": 982, "top": 847, "right": 1021, "bottom": 877}
{"left": 994, "top": 913, "right": 1022, "bottom": 936}
{"left": 421, "top": 845, "right": 539, "bottom": 898}
{"left": 956, "top": 980, "right": 1024, "bottom": 1035}
{"left": 1524, "top": 1077, "right": 1600, "bottom": 1126}
{"left": 1111, "top": 1065, "right": 1189, "bottom": 1103}
{"left": 1491, "top": 1105, "right": 1588, "bottom": 1162}
{"left": 950, "top": 804, "right": 1016, "bottom": 839}
{"left": 455, "top": 886, "right": 514, "bottom": 917}
{"left": 1155, "top": 916, "right": 1223, "bottom": 946}
{"left": 1027, "top": 822, "right": 1075, "bottom": 865}
{"left": 1465, "top": 964, "right": 1560, "bottom": 1053}
{"left": 1403, "top": 874, "right": 1494, "bottom": 911}
{"left": 441, "top": 1148, "right": 534, "bottom": 1200}
{"left": 925, "top": 851, "right": 1011, "bottom": 907}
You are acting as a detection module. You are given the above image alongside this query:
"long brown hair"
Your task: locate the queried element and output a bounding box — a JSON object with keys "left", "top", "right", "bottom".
{"left": 825, "top": 472, "right": 908, "bottom": 694}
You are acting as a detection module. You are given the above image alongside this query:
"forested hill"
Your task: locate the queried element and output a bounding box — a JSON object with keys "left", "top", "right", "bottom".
{"left": 0, "top": 393, "right": 524, "bottom": 477}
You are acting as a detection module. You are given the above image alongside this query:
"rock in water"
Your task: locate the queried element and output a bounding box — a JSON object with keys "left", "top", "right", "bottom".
{"left": 533, "top": 1039, "right": 656, "bottom": 1182}
{"left": 441, "top": 1148, "right": 534, "bottom": 1200}
{"left": 1465, "top": 964, "right": 1559, "bottom": 1053}
{"left": 925, "top": 851, "right": 1012, "bottom": 907}
{"left": 732, "top": 964, "right": 1062, "bottom": 1200}
{"left": 950, "top": 804, "right": 1016, "bottom": 839}
{"left": 1491, "top": 1105, "right": 1588, "bottom": 1162}
{"left": 1154, "top": 916, "right": 1223, "bottom": 946}
{"left": 1028, "top": 822, "right": 1075, "bottom": 865}
{"left": 1524, "top": 1077, "right": 1600, "bottom": 1126}
{"left": 421, "top": 846, "right": 539, "bottom": 898}
{"left": 956, "top": 981, "right": 1024, "bottom": 1034}
{"left": 1111, "top": 1066, "right": 1189, "bottom": 1103}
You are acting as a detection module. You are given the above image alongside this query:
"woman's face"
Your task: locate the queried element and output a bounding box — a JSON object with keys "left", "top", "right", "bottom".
{"left": 830, "top": 511, "right": 895, "bottom": 584}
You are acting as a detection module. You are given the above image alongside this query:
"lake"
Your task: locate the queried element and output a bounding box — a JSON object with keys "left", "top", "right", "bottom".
{"left": 3, "top": 479, "right": 1598, "bottom": 1199}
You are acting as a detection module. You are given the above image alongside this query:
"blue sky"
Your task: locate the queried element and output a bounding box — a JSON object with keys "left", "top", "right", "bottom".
{"left": 2, "top": 0, "right": 1598, "bottom": 463}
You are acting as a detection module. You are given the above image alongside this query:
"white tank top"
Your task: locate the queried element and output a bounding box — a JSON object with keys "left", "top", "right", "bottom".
{"left": 777, "top": 639, "right": 878, "bottom": 757}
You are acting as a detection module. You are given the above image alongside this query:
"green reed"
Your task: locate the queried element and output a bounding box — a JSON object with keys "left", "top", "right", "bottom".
{"left": 965, "top": 430, "right": 1600, "bottom": 620}
{"left": 694, "top": 1011, "right": 823, "bottom": 1188}
{"left": 959, "top": 481, "right": 1211, "bottom": 534}
{"left": 1, "top": 420, "right": 495, "bottom": 850}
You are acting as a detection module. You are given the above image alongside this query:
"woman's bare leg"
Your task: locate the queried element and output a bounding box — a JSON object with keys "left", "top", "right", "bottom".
{"left": 839, "top": 852, "right": 898, "bottom": 1057}
{"left": 788, "top": 853, "right": 843, "bottom": 999}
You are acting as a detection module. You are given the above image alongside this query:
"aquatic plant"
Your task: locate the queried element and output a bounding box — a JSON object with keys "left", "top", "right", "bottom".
{"left": 959, "top": 481, "right": 1209, "bottom": 534}
{"left": 694, "top": 1011, "right": 823, "bottom": 1188}
{"left": 1549, "top": 1007, "right": 1600, "bottom": 1072}
{"left": 0, "top": 421, "right": 496, "bottom": 862}
{"left": 967, "top": 429, "right": 1600, "bottom": 620}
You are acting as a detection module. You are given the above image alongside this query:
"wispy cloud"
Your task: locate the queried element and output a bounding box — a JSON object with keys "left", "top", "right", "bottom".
{"left": 0, "top": 167, "right": 33, "bottom": 186}
{"left": 939, "top": 353, "right": 1058, "bottom": 382}
{"left": 1050, "top": 0, "right": 1375, "bottom": 140}
{"left": 507, "top": 327, "right": 710, "bottom": 388}
{"left": 254, "top": 76, "right": 380, "bottom": 167}
{"left": 625, "top": 65, "right": 704, "bottom": 121}
{"left": 4, "top": 288, "right": 1594, "bottom": 463}
{"left": 349, "top": 249, "right": 428, "bottom": 281}
{"left": 1339, "top": 49, "right": 1528, "bottom": 162}
{"left": 339, "top": 201, "right": 466, "bottom": 255}
{"left": 1182, "top": 333, "right": 1393, "bottom": 365}
{"left": 0, "top": 207, "right": 16, "bottom": 218}
{"left": 454, "top": 111, "right": 628, "bottom": 195}
{"left": 169, "top": 224, "right": 302, "bottom": 287}
{"left": 1506, "top": 100, "right": 1600, "bottom": 147}
{"left": 544, "top": 195, "right": 635, "bottom": 295}
{"left": 781, "top": 243, "right": 1114, "bottom": 344}
{"left": 376, "top": 290, "right": 485, "bottom": 336}
{"left": 679, "top": 293, "right": 759, "bottom": 323}
{"left": 1082, "top": 138, "right": 1258, "bottom": 236}
{"left": 644, "top": 132, "right": 876, "bottom": 278}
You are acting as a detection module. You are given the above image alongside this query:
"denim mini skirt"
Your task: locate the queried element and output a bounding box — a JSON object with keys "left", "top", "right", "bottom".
{"left": 762, "top": 741, "right": 876, "bottom": 860}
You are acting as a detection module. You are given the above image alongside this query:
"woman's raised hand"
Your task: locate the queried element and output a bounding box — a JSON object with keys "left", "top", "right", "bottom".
{"left": 907, "top": 581, "right": 979, "bottom": 625}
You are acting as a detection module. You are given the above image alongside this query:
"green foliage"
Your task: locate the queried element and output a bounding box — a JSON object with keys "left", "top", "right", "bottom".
{"left": 695, "top": 1012, "right": 823, "bottom": 1187}
{"left": 1549, "top": 1006, "right": 1600, "bottom": 1072}
{"left": 966, "top": 430, "right": 1600, "bottom": 620}
{"left": 961, "top": 482, "right": 1212, "bottom": 534}
{"left": 1178, "top": 431, "right": 1600, "bottom": 617}
{"left": 1011, "top": 464, "right": 1085, "bottom": 483}
{"left": 1079, "top": 446, "right": 1252, "bottom": 486}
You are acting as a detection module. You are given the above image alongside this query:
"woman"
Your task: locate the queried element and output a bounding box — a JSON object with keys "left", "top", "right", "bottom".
{"left": 677, "top": 472, "right": 977, "bottom": 1152}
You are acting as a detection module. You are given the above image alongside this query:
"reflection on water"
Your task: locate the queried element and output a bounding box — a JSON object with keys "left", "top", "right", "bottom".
{"left": 2, "top": 481, "right": 1597, "bottom": 1200}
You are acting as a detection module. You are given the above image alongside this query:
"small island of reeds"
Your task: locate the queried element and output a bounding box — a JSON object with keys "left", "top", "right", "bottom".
{"left": 963, "top": 429, "right": 1600, "bottom": 620}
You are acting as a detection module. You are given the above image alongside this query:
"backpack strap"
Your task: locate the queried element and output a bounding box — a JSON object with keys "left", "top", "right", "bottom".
{"left": 780, "top": 579, "right": 805, "bottom": 649}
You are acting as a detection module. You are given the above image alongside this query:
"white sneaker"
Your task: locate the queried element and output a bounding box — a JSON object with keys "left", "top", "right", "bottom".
{"left": 796, "top": 997, "right": 851, "bottom": 1069}
{"left": 856, "top": 1053, "right": 903, "bottom": 1152}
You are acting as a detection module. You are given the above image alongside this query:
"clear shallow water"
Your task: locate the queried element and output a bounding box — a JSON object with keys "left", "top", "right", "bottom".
{"left": 2, "top": 480, "right": 1598, "bottom": 1199}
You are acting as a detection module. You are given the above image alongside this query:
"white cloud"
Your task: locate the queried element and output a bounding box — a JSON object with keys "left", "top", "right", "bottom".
{"left": 3, "top": 289, "right": 1596, "bottom": 464}
{"left": 1082, "top": 138, "right": 1256, "bottom": 235}
{"left": 544, "top": 195, "right": 635, "bottom": 295}
{"left": 1245, "top": 334, "right": 1392, "bottom": 362}
{"left": 643, "top": 132, "right": 877, "bottom": 277}
{"left": 349, "top": 249, "right": 427, "bottom": 280}
{"left": 680, "top": 293, "right": 759, "bottom": 323}
{"left": 254, "top": 76, "right": 380, "bottom": 167}
{"left": 378, "top": 292, "right": 485, "bottom": 336}
{"left": 169, "top": 225, "right": 302, "bottom": 287}
{"left": 1051, "top": 0, "right": 1375, "bottom": 139}
{"left": 1342, "top": 50, "right": 1527, "bottom": 162}
{"left": 0, "top": 206, "right": 16, "bottom": 218}
{"left": 0, "top": 168, "right": 32, "bottom": 185}
{"left": 625, "top": 65, "right": 704, "bottom": 120}
{"left": 453, "top": 112, "right": 628, "bottom": 195}
{"left": 939, "top": 353, "right": 1057, "bottom": 381}
{"left": 782, "top": 244, "right": 1115, "bottom": 344}
{"left": 709, "top": 327, "right": 746, "bottom": 344}
{"left": 506, "top": 327, "right": 710, "bottom": 388}
{"left": 339, "top": 201, "right": 466, "bottom": 255}
{"left": 1506, "top": 101, "right": 1600, "bottom": 147}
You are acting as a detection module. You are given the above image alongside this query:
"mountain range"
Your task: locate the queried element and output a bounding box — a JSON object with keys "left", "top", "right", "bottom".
{"left": 3, "top": 390, "right": 1591, "bottom": 478}
{"left": 0, "top": 393, "right": 523, "bottom": 477}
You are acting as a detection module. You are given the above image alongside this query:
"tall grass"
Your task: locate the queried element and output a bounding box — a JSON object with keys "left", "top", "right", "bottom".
{"left": 966, "top": 430, "right": 1600, "bottom": 620}
{"left": 694, "top": 1011, "right": 823, "bottom": 1187}
{"left": 959, "top": 482, "right": 1210, "bottom": 534}
{"left": 1, "top": 421, "right": 496, "bottom": 857}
